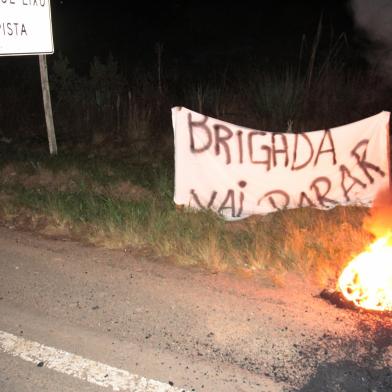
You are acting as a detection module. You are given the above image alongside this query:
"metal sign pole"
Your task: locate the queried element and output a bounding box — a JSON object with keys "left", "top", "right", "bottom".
{"left": 39, "top": 54, "right": 57, "bottom": 155}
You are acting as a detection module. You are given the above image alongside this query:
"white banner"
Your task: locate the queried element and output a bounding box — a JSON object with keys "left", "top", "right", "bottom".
{"left": 172, "top": 107, "right": 390, "bottom": 220}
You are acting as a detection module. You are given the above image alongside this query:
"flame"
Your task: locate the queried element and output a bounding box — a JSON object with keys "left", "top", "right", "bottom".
{"left": 338, "top": 234, "right": 392, "bottom": 311}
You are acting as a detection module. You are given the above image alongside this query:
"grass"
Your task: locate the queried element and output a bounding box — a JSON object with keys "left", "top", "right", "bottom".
{"left": 0, "top": 33, "right": 388, "bottom": 286}
{"left": 0, "top": 147, "right": 373, "bottom": 287}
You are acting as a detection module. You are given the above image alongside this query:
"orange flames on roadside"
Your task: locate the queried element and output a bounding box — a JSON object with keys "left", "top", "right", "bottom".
{"left": 338, "top": 189, "right": 392, "bottom": 312}
{"left": 338, "top": 234, "right": 392, "bottom": 311}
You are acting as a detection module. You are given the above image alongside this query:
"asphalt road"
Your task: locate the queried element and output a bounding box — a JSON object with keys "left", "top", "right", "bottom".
{"left": 0, "top": 226, "right": 391, "bottom": 392}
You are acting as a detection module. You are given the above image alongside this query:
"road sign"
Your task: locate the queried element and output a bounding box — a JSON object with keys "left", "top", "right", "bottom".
{"left": 0, "top": 0, "right": 54, "bottom": 56}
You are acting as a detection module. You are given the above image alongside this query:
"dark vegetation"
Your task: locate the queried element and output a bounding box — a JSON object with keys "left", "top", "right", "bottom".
{"left": 0, "top": 22, "right": 390, "bottom": 156}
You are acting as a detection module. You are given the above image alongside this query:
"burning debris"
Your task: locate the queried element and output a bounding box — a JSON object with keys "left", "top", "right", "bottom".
{"left": 320, "top": 288, "right": 358, "bottom": 311}
{"left": 338, "top": 234, "right": 392, "bottom": 311}
{"left": 323, "top": 189, "right": 392, "bottom": 313}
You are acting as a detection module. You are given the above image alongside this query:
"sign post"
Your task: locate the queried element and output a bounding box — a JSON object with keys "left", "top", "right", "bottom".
{"left": 39, "top": 53, "right": 57, "bottom": 155}
{"left": 0, "top": 0, "right": 56, "bottom": 154}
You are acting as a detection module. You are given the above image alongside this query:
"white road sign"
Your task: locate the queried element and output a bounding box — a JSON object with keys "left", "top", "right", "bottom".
{"left": 0, "top": 0, "right": 54, "bottom": 56}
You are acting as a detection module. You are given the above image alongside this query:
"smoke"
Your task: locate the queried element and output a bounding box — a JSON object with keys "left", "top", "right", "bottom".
{"left": 350, "top": 0, "right": 392, "bottom": 81}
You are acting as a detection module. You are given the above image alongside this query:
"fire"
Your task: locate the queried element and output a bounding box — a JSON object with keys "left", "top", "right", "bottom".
{"left": 338, "top": 234, "right": 392, "bottom": 311}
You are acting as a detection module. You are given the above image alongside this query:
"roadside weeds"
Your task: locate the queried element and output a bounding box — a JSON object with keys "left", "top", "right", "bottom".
{"left": 0, "top": 151, "right": 373, "bottom": 288}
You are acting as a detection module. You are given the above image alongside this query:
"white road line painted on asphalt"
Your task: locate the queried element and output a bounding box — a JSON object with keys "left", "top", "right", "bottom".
{"left": 0, "top": 330, "right": 188, "bottom": 392}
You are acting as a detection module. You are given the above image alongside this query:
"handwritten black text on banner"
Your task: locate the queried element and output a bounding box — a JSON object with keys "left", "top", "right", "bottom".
{"left": 172, "top": 107, "right": 390, "bottom": 219}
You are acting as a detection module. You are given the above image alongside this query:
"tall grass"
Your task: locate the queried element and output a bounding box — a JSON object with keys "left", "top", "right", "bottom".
{"left": 0, "top": 151, "right": 373, "bottom": 286}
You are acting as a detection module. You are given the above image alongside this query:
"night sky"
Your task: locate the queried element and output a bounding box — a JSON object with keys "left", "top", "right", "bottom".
{"left": 50, "top": 0, "right": 357, "bottom": 73}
